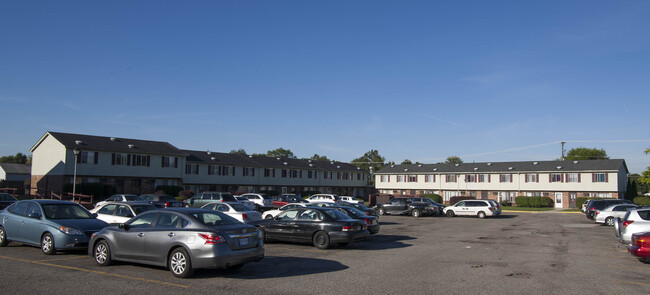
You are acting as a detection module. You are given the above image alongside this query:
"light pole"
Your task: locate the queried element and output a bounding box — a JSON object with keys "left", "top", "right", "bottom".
{"left": 73, "top": 148, "right": 79, "bottom": 197}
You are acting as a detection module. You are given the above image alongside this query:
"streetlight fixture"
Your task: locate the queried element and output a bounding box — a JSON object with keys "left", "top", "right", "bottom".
{"left": 73, "top": 148, "right": 80, "bottom": 197}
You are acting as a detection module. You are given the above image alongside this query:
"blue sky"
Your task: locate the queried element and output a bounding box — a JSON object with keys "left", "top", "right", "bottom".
{"left": 2, "top": 1, "right": 650, "bottom": 173}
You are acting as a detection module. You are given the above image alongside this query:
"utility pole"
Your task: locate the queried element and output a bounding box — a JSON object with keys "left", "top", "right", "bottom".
{"left": 561, "top": 141, "right": 566, "bottom": 160}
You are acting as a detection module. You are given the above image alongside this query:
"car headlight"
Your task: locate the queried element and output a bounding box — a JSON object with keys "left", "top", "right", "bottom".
{"left": 59, "top": 226, "right": 83, "bottom": 235}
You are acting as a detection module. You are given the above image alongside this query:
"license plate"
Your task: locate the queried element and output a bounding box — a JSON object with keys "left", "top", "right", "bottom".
{"left": 239, "top": 237, "right": 249, "bottom": 246}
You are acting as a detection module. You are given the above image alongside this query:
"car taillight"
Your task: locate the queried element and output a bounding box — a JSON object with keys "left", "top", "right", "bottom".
{"left": 622, "top": 220, "right": 634, "bottom": 228}
{"left": 488, "top": 207, "right": 493, "bottom": 211}
{"left": 165, "top": 202, "right": 173, "bottom": 207}
{"left": 342, "top": 225, "right": 354, "bottom": 231}
{"left": 589, "top": 207, "right": 596, "bottom": 211}
{"left": 595, "top": 211, "right": 599, "bottom": 216}
{"left": 366, "top": 212, "right": 371, "bottom": 215}
{"left": 633, "top": 235, "right": 649, "bottom": 247}
{"left": 242, "top": 213, "right": 249, "bottom": 220}
{"left": 364, "top": 218, "right": 371, "bottom": 225}
{"left": 198, "top": 233, "right": 225, "bottom": 244}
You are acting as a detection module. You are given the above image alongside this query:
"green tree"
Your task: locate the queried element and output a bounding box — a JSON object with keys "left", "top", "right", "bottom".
{"left": 265, "top": 148, "right": 296, "bottom": 159}
{"left": 445, "top": 156, "right": 463, "bottom": 164}
{"left": 308, "top": 154, "right": 330, "bottom": 162}
{"left": 401, "top": 159, "right": 413, "bottom": 165}
{"left": 229, "top": 148, "right": 247, "bottom": 155}
{"left": 0, "top": 153, "right": 27, "bottom": 164}
{"left": 351, "top": 149, "right": 386, "bottom": 174}
{"left": 640, "top": 148, "right": 650, "bottom": 188}
{"left": 564, "top": 147, "right": 609, "bottom": 160}
{"left": 626, "top": 180, "right": 638, "bottom": 201}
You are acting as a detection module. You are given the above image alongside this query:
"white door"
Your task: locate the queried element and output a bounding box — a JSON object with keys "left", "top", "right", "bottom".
{"left": 554, "top": 192, "right": 563, "bottom": 208}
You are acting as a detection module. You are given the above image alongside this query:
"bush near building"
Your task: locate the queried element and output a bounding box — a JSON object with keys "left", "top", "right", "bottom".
{"left": 515, "top": 196, "right": 553, "bottom": 208}
{"left": 576, "top": 197, "right": 598, "bottom": 209}
{"left": 155, "top": 185, "right": 183, "bottom": 197}
{"left": 633, "top": 196, "right": 650, "bottom": 206}
{"left": 420, "top": 193, "right": 443, "bottom": 203}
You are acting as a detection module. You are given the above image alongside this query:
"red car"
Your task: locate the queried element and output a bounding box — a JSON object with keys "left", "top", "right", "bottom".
{"left": 272, "top": 194, "right": 307, "bottom": 208}
{"left": 628, "top": 231, "right": 650, "bottom": 261}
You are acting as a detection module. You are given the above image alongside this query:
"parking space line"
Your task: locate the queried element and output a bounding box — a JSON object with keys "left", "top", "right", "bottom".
{"left": 615, "top": 281, "right": 650, "bottom": 287}
{"left": 0, "top": 255, "right": 189, "bottom": 289}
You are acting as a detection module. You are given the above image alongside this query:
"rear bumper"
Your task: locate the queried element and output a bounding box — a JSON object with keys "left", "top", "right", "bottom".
{"left": 329, "top": 230, "right": 370, "bottom": 243}
{"left": 192, "top": 245, "right": 265, "bottom": 269}
{"left": 628, "top": 245, "right": 650, "bottom": 259}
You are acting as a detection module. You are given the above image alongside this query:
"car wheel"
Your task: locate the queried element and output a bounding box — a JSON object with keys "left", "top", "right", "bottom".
{"left": 94, "top": 240, "right": 114, "bottom": 266}
{"left": 0, "top": 226, "right": 8, "bottom": 247}
{"left": 411, "top": 209, "right": 421, "bottom": 218}
{"left": 169, "top": 248, "right": 194, "bottom": 278}
{"left": 478, "top": 211, "right": 486, "bottom": 219}
{"left": 605, "top": 217, "right": 614, "bottom": 226}
{"left": 41, "top": 233, "right": 56, "bottom": 255}
{"left": 378, "top": 208, "right": 386, "bottom": 216}
{"left": 313, "top": 231, "right": 331, "bottom": 249}
{"left": 446, "top": 210, "right": 455, "bottom": 217}
{"left": 264, "top": 214, "right": 273, "bottom": 219}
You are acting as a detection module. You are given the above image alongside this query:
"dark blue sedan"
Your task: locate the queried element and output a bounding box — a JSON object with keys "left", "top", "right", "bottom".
{"left": 0, "top": 200, "right": 109, "bottom": 255}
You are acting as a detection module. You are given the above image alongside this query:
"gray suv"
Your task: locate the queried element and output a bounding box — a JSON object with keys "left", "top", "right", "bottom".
{"left": 183, "top": 192, "right": 237, "bottom": 208}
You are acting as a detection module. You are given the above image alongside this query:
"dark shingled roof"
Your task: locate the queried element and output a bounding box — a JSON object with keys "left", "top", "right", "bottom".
{"left": 34, "top": 132, "right": 185, "bottom": 155}
{"left": 375, "top": 159, "right": 628, "bottom": 174}
{"left": 183, "top": 150, "right": 363, "bottom": 172}
{"left": 0, "top": 163, "right": 31, "bottom": 174}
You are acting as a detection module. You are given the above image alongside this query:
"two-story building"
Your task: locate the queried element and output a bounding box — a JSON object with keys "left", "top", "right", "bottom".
{"left": 374, "top": 159, "right": 628, "bottom": 208}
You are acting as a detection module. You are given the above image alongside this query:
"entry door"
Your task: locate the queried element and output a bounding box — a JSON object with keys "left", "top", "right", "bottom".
{"left": 554, "top": 192, "right": 563, "bottom": 208}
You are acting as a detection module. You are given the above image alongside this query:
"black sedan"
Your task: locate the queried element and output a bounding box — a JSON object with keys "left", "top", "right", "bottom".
{"left": 334, "top": 206, "right": 380, "bottom": 234}
{"left": 337, "top": 202, "right": 378, "bottom": 217}
{"left": 0, "top": 193, "right": 17, "bottom": 210}
{"left": 137, "top": 194, "right": 184, "bottom": 208}
{"left": 252, "top": 207, "right": 369, "bottom": 249}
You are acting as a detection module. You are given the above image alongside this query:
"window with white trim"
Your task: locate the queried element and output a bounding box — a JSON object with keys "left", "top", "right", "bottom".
{"left": 425, "top": 175, "right": 435, "bottom": 182}
{"left": 465, "top": 174, "right": 476, "bottom": 182}
{"left": 500, "top": 174, "right": 512, "bottom": 183}
{"left": 380, "top": 175, "right": 390, "bottom": 182}
{"left": 408, "top": 175, "right": 417, "bottom": 182}
{"left": 397, "top": 175, "right": 405, "bottom": 183}
{"left": 593, "top": 173, "right": 608, "bottom": 183}
{"left": 478, "top": 174, "right": 490, "bottom": 183}
{"left": 525, "top": 174, "right": 538, "bottom": 183}
{"left": 550, "top": 173, "right": 563, "bottom": 183}
{"left": 446, "top": 175, "right": 457, "bottom": 183}
{"left": 566, "top": 173, "right": 580, "bottom": 183}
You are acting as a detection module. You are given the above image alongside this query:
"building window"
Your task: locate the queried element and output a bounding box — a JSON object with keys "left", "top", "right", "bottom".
{"left": 397, "top": 175, "right": 405, "bottom": 183}
{"left": 380, "top": 175, "right": 390, "bottom": 182}
{"left": 592, "top": 173, "right": 608, "bottom": 183}
{"left": 408, "top": 175, "right": 417, "bottom": 182}
{"left": 218, "top": 166, "right": 232, "bottom": 176}
{"left": 243, "top": 167, "right": 255, "bottom": 177}
{"left": 465, "top": 174, "right": 476, "bottom": 182}
{"left": 525, "top": 174, "right": 538, "bottom": 183}
{"left": 425, "top": 175, "right": 435, "bottom": 182}
{"left": 208, "top": 165, "right": 218, "bottom": 175}
{"left": 566, "top": 173, "right": 580, "bottom": 183}
{"left": 478, "top": 174, "right": 490, "bottom": 183}
{"left": 446, "top": 175, "right": 457, "bottom": 183}
{"left": 499, "top": 174, "right": 512, "bottom": 183}
{"left": 78, "top": 151, "right": 98, "bottom": 164}
{"left": 264, "top": 168, "right": 275, "bottom": 178}
{"left": 185, "top": 164, "right": 199, "bottom": 175}
{"left": 162, "top": 156, "right": 178, "bottom": 168}
{"left": 550, "top": 173, "right": 563, "bottom": 183}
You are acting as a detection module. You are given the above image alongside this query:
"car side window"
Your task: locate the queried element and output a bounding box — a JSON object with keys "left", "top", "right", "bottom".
{"left": 457, "top": 201, "right": 466, "bottom": 207}
{"left": 154, "top": 213, "right": 181, "bottom": 229}
{"left": 127, "top": 213, "right": 157, "bottom": 229}
{"left": 26, "top": 203, "right": 42, "bottom": 217}
{"left": 115, "top": 205, "right": 133, "bottom": 217}
{"left": 216, "top": 204, "right": 228, "bottom": 212}
{"left": 98, "top": 204, "right": 118, "bottom": 215}
{"left": 277, "top": 210, "right": 298, "bottom": 220}
{"left": 9, "top": 202, "right": 28, "bottom": 216}
{"left": 390, "top": 199, "right": 400, "bottom": 205}
{"left": 298, "top": 209, "right": 322, "bottom": 221}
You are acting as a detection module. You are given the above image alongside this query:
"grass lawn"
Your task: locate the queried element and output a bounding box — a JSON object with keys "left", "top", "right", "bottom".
{"left": 501, "top": 206, "right": 555, "bottom": 211}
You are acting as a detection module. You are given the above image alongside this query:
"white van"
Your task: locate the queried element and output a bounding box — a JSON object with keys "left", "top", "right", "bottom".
{"left": 443, "top": 200, "right": 496, "bottom": 218}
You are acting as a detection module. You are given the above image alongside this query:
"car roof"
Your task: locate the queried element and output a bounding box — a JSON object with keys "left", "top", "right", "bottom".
{"left": 20, "top": 199, "right": 79, "bottom": 205}
{"left": 101, "top": 201, "right": 155, "bottom": 206}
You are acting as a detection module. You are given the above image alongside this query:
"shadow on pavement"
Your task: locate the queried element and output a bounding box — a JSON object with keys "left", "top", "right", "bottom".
{"left": 192, "top": 256, "right": 348, "bottom": 279}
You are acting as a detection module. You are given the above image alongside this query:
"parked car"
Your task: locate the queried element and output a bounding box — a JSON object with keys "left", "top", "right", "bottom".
{"left": 332, "top": 206, "right": 380, "bottom": 234}
{"left": 593, "top": 204, "right": 639, "bottom": 226}
{"left": 90, "top": 202, "right": 157, "bottom": 225}
{"left": 272, "top": 194, "right": 308, "bottom": 208}
{"left": 443, "top": 200, "right": 496, "bottom": 218}
{"left": 628, "top": 231, "right": 650, "bottom": 261}
{"left": 375, "top": 197, "right": 434, "bottom": 217}
{"left": 235, "top": 196, "right": 257, "bottom": 210}
{"left": 581, "top": 200, "right": 589, "bottom": 213}
{"left": 0, "top": 193, "right": 17, "bottom": 210}
{"left": 486, "top": 200, "right": 501, "bottom": 215}
{"left": 95, "top": 194, "right": 139, "bottom": 208}
{"left": 336, "top": 202, "right": 378, "bottom": 217}
{"left": 138, "top": 194, "right": 184, "bottom": 208}
{"left": 262, "top": 203, "right": 315, "bottom": 219}
{"left": 239, "top": 193, "right": 274, "bottom": 211}
{"left": 251, "top": 207, "right": 369, "bottom": 249}
{"left": 201, "top": 202, "right": 262, "bottom": 224}
{"left": 305, "top": 194, "right": 341, "bottom": 203}
{"left": 340, "top": 196, "right": 362, "bottom": 204}
{"left": 183, "top": 192, "right": 237, "bottom": 208}
{"left": 410, "top": 197, "right": 445, "bottom": 215}
{"left": 89, "top": 208, "right": 264, "bottom": 278}
{"left": 585, "top": 199, "right": 632, "bottom": 220}
{"left": 616, "top": 208, "right": 650, "bottom": 244}
{"left": 0, "top": 200, "right": 109, "bottom": 255}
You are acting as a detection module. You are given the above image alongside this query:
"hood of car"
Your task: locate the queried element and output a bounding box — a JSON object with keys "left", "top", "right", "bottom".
{"left": 51, "top": 218, "right": 109, "bottom": 230}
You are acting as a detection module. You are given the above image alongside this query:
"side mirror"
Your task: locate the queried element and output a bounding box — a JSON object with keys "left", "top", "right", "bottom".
{"left": 92, "top": 213, "right": 98, "bottom": 218}
{"left": 119, "top": 223, "right": 130, "bottom": 231}
{"left": 28, "top": 213, "right": 42, "bottom": 219}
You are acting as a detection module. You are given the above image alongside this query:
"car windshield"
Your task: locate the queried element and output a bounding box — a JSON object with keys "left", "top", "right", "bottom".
{"left": 221, "top": 194, "right": 237, "bottom": 202}
{"left": 124, "top": 196, "right": 138, "bottom": 201}
{"left": 344, "top": 207, "right": 366, "bottom": 217}
{"left": 323, "top": 208, "right": 352, "bottom": 220}
{"left": 352, "top": 203, "right": 371, "bottom": 210}
{"left": 230, "top": 203, "right": 250, "bottom": 212}
{"left": 131, "top": 205, "right": 157, "bottom": 215}
{"left": 192, "top": 212, "right": 241, "bottom": 226}
{"left": 43, "top": 204, "right": 94, "bottom": 219}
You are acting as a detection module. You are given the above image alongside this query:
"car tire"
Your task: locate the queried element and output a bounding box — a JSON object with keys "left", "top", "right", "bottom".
{"left": 605, "top": 217, "right": 614, "bottom": 226}
{"left": 313, "top": 231, "right": 331, "bottom": 249}
{"left": 41, "top": 233, "right": 56, "bottom": 255}
{"left": 377, "top": 208, "right": 386, "bottom": 216}
{"left": 0, "top": 226, "right": 8, "bottom": 247}
{"left": 478, "top": 211, "right": 486, "bottom": 219}
{"left": 411, "top": 209, "right": 421, "bottom": 218}
{"left": 446, "top": 210, "right": 455, "bottom": 217}
{"left": 94, "top": 240, "right": 114, "bottom": 266}
{"left": 169, "top": 248, "right": 194, "bottom": 278}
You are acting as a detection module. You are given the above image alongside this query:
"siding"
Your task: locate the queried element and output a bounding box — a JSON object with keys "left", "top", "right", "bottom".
{"left": 31, "top": 134, "right": 67, "bottom": 176}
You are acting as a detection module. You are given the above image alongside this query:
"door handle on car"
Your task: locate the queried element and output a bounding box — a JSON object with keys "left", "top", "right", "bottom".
{"left": 167, "top": 232, "right": 175, "bottom": 237}
{"left": 137, "top": 233, "right": 145, "bottom": 238}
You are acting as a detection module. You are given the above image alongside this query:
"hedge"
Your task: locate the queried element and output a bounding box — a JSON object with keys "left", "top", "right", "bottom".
{"left": 155, "top": 185, "right": 184, "bottom": 197}
{"left": 576, "top": 197, "right": 598, "bottom": 210}
{"left": 633, "top": 196, "right": 650, "bottom": 206}
{"left": 420, "top": 194, "right": 443, "bottom": 203}
{"left": 515, "top": 196, "right": 553, "bottom": 208}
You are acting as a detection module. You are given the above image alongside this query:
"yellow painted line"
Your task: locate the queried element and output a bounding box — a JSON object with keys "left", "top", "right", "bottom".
{"left": 0, "top": 255, "right": 189, "bottom": 289}
{"left": 615, "top": 281, "right": 650, "bottom": 287}
{"left": 41, "top": 255, "right": 87, "bottom": 262}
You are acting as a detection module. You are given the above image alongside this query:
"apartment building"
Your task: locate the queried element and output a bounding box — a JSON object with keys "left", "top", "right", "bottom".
{"left": 374, "top": 159, "right": 628, "bottom": 208}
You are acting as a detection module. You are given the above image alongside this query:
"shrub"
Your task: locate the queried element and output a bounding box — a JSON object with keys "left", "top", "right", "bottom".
{"left": 500, "top": 200, "right": 512, "bottom": 206}
{"left": 633, "top": 196, "right": 650, "bottom": 206}
{"left": 155, "top": 185, "right": 183, "bottom": 197}
{"left": 515, "top": 196, "right": 554, "bottom": 208}
{"left": 540, "top": 197, "right": 553, "bottom": 207}
{"left": 178, "top": 190, "right": 195, "bottom": 200}
{"left": 449, "top": 196, "right": 475, "bottom": 205}
{"left": 515, "top": 196, "right": 528, "bottom": 207}
{"left": 420, "top": 194, "right": 442, "bottom": 203}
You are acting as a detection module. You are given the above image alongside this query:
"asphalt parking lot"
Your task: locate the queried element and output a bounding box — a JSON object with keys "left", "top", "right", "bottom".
{"left": 1, "top": 212, "right": 648, "bottom": 294}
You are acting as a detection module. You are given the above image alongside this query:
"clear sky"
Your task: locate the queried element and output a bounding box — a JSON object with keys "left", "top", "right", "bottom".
{"left": 2, "top": 1, "right": 650, "bottom": 173}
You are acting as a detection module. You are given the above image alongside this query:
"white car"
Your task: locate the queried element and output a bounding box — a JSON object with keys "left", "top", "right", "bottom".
{"left": 594, "top": 204, "right": 639, "bottom": 226}
{"left": 262, "top": 203, "right": 314, "bottom": 219}
{"left": 90, "top": 201, "right": 157, "bottom": 225}
{"left": 616, "top": 208, "right": 650, "bottom": 244}
{"left": 201, "top": 202, "right": 262, "bottom": 223}
{"left": 239, "top": 193, "right": 274, "bottom": 211}
{"left": 95, "top": 194, "right": 139, "bottom": 208}
{"left": 340, "top": 196, "right": 362, "bottom": 204}
{"left": 443, "top": 200, "right": 496, "bottom": 218}
{"left": 306, "top": 194, "right": 341, "bottom": 203}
